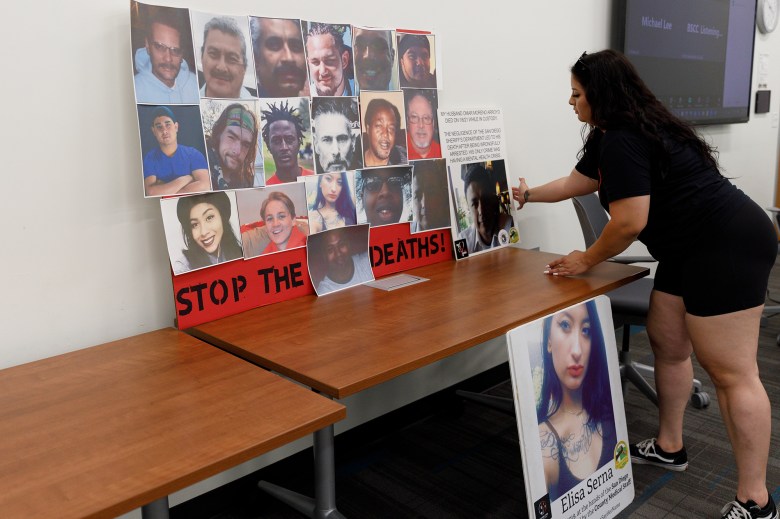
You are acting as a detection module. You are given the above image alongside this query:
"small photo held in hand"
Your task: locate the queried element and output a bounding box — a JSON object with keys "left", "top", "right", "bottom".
{"left": 448, "top": 159, "right": 515, "bottom": 257}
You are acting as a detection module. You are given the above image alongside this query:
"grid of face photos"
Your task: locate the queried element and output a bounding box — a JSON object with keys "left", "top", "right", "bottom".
{"left": 131, "top": 1, "right": 450, "bottom": 295}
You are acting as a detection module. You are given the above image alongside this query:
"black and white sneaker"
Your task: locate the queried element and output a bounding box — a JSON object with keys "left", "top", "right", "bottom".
{"left": 629, "top": 437, "right": 688, "bottom": 471}
{"left": 720, "top": 496, "right": 778, "bottom": 519}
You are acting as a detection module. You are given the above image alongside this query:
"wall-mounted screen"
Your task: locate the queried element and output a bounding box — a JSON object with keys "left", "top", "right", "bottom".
{"left": 614, "top": 0, "right": 757, "bottom": 125}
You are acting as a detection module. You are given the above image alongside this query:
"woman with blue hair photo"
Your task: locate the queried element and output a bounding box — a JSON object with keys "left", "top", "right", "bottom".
{"left": 535, "top": 300, "right": 617, "bottom": 501}
{"left": 307, "top": 172, "right": 357, "bottom": 234}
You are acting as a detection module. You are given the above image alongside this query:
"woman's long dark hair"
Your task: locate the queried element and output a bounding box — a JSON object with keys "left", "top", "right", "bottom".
{"left": 314, "top": 172, "right": 357, "bottom": 225}
{"left": 573, "top": 49, "right": 719, "bottom": 177}
{"left": 176, "top": 192, "right": 243, "bottom": 269}
{"left": 536, "top": 300, "right": 614, "bottom": 428}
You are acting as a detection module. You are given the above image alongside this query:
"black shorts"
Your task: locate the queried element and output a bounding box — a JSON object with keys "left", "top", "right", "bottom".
{"left": 653, "top": 199, "right": 777, "bottom": 317}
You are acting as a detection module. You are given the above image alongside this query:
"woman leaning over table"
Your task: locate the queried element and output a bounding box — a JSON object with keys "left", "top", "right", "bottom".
{"left": 512, "top": 49, "right": 777, "bottom": 519}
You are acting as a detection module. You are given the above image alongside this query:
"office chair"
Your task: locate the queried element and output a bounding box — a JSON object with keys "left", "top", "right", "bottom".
{"left": 572, "top": 194, "right": 710, "bottom": 409}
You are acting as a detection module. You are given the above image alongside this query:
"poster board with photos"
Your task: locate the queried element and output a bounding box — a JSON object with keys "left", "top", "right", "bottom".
{"left": 506, "top": 296, "right": 634, "bottom": 519}
{"left": 438, "top": 107, "right": 519, "bottom": 259}
{"left": 131, "top": 1, "right": 459, "bottom": 327}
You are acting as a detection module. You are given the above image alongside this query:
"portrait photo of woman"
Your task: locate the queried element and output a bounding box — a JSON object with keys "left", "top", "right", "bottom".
{"left": 236, "top": 183, "right": 310, "bottom": 258}
{"left": 305, "top": 171, "right": 357, "bottom": 234}
{"left": 161, "top": 191, "right": 244, "bottom": 275}
{"left": 535, "top": 300, "right": 617, "bottom": 502}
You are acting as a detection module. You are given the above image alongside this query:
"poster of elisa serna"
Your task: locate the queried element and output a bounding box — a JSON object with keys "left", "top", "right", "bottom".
{"left": 506, "top": 296, "right": 634, "bottom": 519}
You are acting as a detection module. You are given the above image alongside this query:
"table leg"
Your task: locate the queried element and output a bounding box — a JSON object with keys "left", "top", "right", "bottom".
{"left": 258, "top": 423, "right": 346, "bottom": 519}
{"left": 141, "top": 496, "right": 169, "bottom": 519}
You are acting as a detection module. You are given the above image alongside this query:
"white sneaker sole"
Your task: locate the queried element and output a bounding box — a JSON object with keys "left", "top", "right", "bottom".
{"left": 631, "top": 456, "right": 689, "bottom": 472}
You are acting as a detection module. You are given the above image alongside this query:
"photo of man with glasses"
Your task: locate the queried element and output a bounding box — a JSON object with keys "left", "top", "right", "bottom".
{"left": 404, "top": 89, "right": 441, "bottom": 160}
{"left": 132, "top": 2, "right": 199, "bottom": 104}
{"left": 356, "top": 166, "right": 412, "bottom": 227}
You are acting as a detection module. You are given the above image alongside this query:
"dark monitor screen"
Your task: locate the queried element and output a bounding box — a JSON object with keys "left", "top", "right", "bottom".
{"left": 614, "top": 0, "right": 757, "bottom": 125}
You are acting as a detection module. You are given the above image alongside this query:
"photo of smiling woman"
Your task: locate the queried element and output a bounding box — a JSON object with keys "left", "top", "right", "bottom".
{"left": 305, "top": 172, "right": 357, "bottom": 234}
{"left": 161, "top": 191, "right": 244, "bottom": 275}
{"left": 236, "top": 183, "right": 309, "bottom": 259}
{"left": 536, "top": 300, "right": 616, "bottom": 502}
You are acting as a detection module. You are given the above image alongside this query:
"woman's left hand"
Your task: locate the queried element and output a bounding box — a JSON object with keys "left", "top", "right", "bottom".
{"left": 544, "top": 251, "right": 592, "bottom": 276}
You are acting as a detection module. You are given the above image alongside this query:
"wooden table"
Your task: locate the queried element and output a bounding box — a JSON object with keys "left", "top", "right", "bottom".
{"left": 0, "top": 328, "right": 345, "bottom": 519}
{"left": 188, "top": 247, "right": 648, "bottom": 517}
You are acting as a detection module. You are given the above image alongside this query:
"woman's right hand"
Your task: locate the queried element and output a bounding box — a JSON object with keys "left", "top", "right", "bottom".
{"left": 512, "top": 177, "right": 530, "bottom": 210}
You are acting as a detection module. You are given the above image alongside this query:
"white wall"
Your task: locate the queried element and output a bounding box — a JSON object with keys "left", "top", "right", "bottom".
{"left": 3, "top": 0, "right": 779, "bottom": 516}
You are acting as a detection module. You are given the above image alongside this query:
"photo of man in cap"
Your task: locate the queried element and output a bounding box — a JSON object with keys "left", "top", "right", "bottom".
{"left": 206, "top": 102, "right": 262, "bottom": 190}
{"left": 140, "top": 105, "right": 211, "bottom": 197}
{"left": 397, "top": 33, "right": 437, "bottom": 89}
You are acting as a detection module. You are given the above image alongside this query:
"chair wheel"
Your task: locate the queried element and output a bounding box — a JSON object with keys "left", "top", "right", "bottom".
{"left": 691, "top": 391, "right": 710, "bottom": 409}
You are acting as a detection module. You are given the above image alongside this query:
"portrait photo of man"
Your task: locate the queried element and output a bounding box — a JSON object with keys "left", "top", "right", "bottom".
{"left": 352, "top": 27, "right": 398, "bottom": 93}
{"left": 451, "top": 160, "right": 515, "bottom": 255}
{"left": 249, "top": 17, "right": 309, "bottom": 98}
{"left": 131, "top": 2, "right": 199, "bottom": 104}
{"left": 303, "top": 21, "right": 354, "bottom": 97}
{"left": 360, "top": 92, "right": 408, "bottom": 168}
{"left": 397, "top": 33, "right": 437, "bottom": 89}
{"left": 202, "top": 100, "right": 263, "bottom": 190}
{"left": 311, "top": 97, "right": 363, "bottom": 174}
{"left": 356, "top": 166, "right": 412, "bottom": 227}
{"left": 307, "top": 225, "right": 374, "bottom": 296}
{"left": 260, "top": 98, "right": 314, "bottom": 185}
{"left": 404, "top": 89, "right": 441, "bottom": 160}
{"left": 410, "top": 159, "right": 451, "bottom": 233}
{"left": 192, "top": 13, "right": 257, "bottom": 99}
{"left": 138, "top": 105, "right": 211, "bottom": 197}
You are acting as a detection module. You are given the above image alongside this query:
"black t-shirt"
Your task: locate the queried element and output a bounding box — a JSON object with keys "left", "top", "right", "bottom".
{"left": 575, "top": 129, "right": 747, "bottom": 261}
